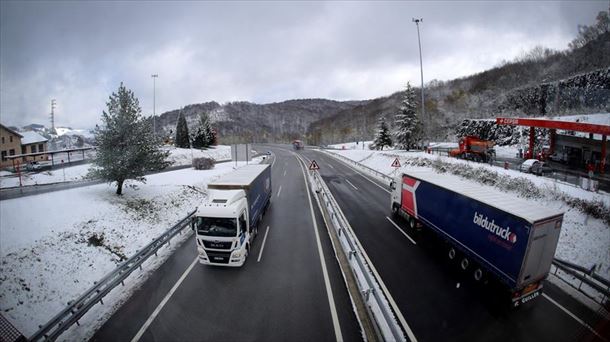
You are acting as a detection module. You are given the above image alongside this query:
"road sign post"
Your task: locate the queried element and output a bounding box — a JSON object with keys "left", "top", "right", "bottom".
{"left": 309, "top": 160, "right": 320, "bottom": 171}
{"left": 391, "top": 157, "right": 401, "bottom": 176}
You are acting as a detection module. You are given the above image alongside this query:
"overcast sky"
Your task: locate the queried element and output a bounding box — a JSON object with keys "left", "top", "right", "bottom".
{"left": 0, "top": 1, "right": 607, "bottom": 129}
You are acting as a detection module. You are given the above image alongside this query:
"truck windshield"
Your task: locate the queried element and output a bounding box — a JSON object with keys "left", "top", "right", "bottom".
{"left": 195, "top": 217, "right": 237, "bottom": 237}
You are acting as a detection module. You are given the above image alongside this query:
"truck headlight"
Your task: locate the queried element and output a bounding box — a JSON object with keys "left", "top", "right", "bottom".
{"left": 232, "top": 250, "right": 243, "bottom": 258}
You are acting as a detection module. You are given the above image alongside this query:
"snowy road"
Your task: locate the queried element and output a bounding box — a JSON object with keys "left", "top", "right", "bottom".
{"left": 299, "top": 148, "right": 608, "bottom": 342}
{"left": 92, "top": 145, "right": 362, "bottom": 341}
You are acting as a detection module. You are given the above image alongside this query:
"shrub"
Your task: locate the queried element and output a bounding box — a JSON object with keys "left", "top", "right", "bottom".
{"left": 193, "top": 157, "right": 215, "bottom": 170}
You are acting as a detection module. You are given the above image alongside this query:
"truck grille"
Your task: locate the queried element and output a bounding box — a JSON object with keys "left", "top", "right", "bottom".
{"left": 206, "top": 251, "right": 232, "bottom": 264}
{"left": 202, "top": 240, "right": 233, "bottom": 249}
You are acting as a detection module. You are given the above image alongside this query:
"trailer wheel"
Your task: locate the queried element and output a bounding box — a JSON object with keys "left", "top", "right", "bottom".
{"left": 448, "top": 248, "right": 456, "bottom": 260}
{"left": 474, "top": 268, "right": 483, "bottom": 281}
{"left": 461, "top": 257, "right": 469, "bottom": 270}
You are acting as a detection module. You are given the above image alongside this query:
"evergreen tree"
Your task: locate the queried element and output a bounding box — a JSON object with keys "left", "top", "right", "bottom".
{"left": 191, "top": 112, "right": 213, "bottom": 149}
{"left": 91, "top": 83, "right": 171, "bottom": 195}
{"left": 373, "top": 116, "right": 392, "bottom": 150}
{"left": 394, "top": 83, "right": 422, "bottom": 150}
{"left": 175, "top": 111, "right": 190, "bottom": 148}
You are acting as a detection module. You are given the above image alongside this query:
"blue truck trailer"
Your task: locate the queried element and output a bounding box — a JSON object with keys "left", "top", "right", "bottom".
{"left": 193, "top": 164, "right": 272, "bottom": 266}
{"left": 390, "top": 170, "right": 564, "bottom": 306}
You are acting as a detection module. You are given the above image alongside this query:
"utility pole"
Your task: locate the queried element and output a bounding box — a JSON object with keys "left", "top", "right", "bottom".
{"left": 413, "top": 18, "right": 427, "bottom": 141}
{"left": 50, "top": 99, "right": 57, "bottom": 135}
{"left": 151, "top": 74, "right": 158, "bottom": 134}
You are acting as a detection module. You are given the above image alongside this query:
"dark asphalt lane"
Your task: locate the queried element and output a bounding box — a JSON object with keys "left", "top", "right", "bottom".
{"left": 302, "top": 149, "right": 608, "bottom": 342}
{"left": 92, "top": 145, "right": 361, "bottom": 341}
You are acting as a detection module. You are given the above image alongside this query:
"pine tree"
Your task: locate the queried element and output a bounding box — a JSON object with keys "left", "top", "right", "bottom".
{"left": 91, "top": 83, "right": 171, "bottom": 195}
{"left": 175, "top": 111, "right": 190, "bottom": 148}
{"left": 191, "top": 112, "right": 213, "bottom": 149}
{"left": 394, "top": 83, "right": 422, "bottom": 150}
{"left": 373, "top": 116, "right": 392, "bottom": 150}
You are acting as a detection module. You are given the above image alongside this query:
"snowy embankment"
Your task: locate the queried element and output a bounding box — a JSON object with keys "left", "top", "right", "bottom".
{"left": 0, "top": 146, "right": 231, "bottom": 189}
{"left": 0, "top": 157, "right": 260, "bottom": 339}
{"left": 323, "top": 148, "right": 610, "bottom": 282}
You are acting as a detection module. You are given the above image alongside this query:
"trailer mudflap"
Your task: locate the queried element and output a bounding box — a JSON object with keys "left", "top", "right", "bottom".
{"left": 512, "top": 282, "right": 543, "bottom": 307}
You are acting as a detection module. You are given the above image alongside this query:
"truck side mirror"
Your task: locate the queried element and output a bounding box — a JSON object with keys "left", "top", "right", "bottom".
{"left": 389, "top": 181, "right": 396, "bottom": 190}
{"left": 190, "top": 218, "right": 195, "bottom": 231}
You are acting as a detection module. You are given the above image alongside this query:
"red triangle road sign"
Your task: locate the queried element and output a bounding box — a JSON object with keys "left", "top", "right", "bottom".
{"left": 309, "top": 160, "right": 320, "bottom": 170}
{"left": 391, "top": 158, "right": 401, "bottom": 168}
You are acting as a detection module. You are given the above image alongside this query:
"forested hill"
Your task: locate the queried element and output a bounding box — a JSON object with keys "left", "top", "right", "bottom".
{"left": 157, "top": 18, "right": 609, "bottom": 145}
{"left": 308, "top": 31, "right": 610, "bottom": 145}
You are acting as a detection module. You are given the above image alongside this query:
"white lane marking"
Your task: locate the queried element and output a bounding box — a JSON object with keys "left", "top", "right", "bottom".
{"left": 322, "top": 152, "right": 390, "bottom": 193}
{"left": 543, "top": 293, "right": 607, "bottom": 342}
{"left": 276, "top": 185, "right": 282, "bottom": 198}
{"left": 345, "top": 178, "right": 358, "bottom": 190}
{"left": 271, "top": 152, "right": 276, "bottom": 169}
{"left": 328, "top": 163, "right": 335, "bottom": 169}
{"left": 283, "top": 169, "right": 287, "bottom": 177}
{"left": 295, "top": 153, "right": 343, "bottom": 342}
{"left": 386, "top": 216, "right": 417, "bottom": 245}
{"left": 131, "top": 257, "right": 198, "bottom": 342}
{"left": 257, "top": 226, "right": 270, "bottom": 262}
{"left": 315, "top": 151, "right": 416, "bottom": 341}
{"left": 331, "top": 180, "right": 417, "bottom": 341}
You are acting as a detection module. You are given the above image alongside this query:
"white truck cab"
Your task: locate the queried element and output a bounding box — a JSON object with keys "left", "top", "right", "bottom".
{"left": 193, "top": 189, "right": 254, "bottom": 267}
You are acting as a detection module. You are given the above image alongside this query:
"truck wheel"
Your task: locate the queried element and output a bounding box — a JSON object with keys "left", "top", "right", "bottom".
{"left": 391, "top": 204, "right": 399, "bottom": 218}
{"left": 448, "top": 248, "right": 456, "bottom": 260}
{"left": 408, "top": 217, "right": 416, "bottom": 230}
{"left": 461, "top": 257, "right": 469, "bottom": 270}
{"left": 474, "top": 268, "right": 483, "bottom": 281}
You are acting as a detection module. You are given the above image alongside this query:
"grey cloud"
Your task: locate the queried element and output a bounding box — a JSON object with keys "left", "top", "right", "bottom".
{"left": 1, "top": 1, "right": 606, "bottom": 129}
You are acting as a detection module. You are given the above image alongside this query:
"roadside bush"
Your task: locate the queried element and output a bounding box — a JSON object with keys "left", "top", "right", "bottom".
{"left": 193, "top": 157, "right": 215, "bottom": 170}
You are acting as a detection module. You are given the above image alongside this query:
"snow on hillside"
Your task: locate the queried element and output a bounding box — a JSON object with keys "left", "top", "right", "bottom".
{"left": 0, "top": 158, "right": 262, "bottom": 338}
{"left": 164, "top": 145, "right": 231, "bottom": 166}
{"left": 323, "top": 148, "right": 610, "bottom": 282}
{"left": 0, "top": 146, "right": 232, "bottom": 188}
{"left": 55, "top": 127, "right": 94, "bottom": 139}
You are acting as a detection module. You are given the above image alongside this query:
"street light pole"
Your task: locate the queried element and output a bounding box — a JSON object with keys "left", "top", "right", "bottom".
{"left": 412, "top": 18, "right": 427, "bottom": 140}
{"left": 151, "top": 74, "right": 158, "bottom": 134}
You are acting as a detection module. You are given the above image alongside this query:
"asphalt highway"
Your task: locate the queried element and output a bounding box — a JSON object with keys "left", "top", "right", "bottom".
{"left": 300, "top": 148, "right": 608, "bottom": 342}
{"left": 92, "top": 145, "right": 362, "bottom": 341}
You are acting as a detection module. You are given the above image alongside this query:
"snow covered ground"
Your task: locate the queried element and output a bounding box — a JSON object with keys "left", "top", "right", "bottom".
{"left": 323, "top": 148, "right": 610, "bottom": 283}
{"left": 0, "top": 146, "right": 231, "bottom": 189}
{"left": 0, "top": 157, "right": 261, "bottom": 339}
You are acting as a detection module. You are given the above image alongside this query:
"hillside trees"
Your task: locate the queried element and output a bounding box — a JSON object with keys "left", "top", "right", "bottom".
{"left": 191, "top": 112, "right": 215, "bottom": 149}
{"left": 373, "top": 117, "right": 392, "bottom": 150}
{"left": 91, "top": 83, "right": 171, "bottom": 195}
{"left": 175, "top": 111, "right": 190, "bottom": 148}
{"left": 394, "top": 83, "right": 422, "bottom": 150}
{"left": 569, "top": 7, "right": 609, "bottom": 50}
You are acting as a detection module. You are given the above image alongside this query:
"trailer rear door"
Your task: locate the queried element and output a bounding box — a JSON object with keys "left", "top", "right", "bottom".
{"left": 519, "top": 216, "right": 563, "bottom": 286}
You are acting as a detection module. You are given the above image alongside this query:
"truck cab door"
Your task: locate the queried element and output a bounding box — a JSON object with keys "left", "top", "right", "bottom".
{"left": 239, "top": 213, "right": 248, "bottom": 239}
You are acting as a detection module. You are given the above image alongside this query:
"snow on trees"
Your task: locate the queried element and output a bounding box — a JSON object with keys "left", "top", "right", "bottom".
{"left": 175, "top": 111, "right": 190, "bottom": 148}
{"left": 191, "top": 112, "right": 215, "bottom": 149}
{"left": 373, "top": 116, "right": 393, "bottom": 150}
{"left": 393, "top": 83, "right": 423, "bottom": 150}
{"left": 91, "top": 83, "right": 171, "bottom": 195}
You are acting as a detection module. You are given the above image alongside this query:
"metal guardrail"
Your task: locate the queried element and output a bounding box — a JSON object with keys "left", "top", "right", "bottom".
{"left": 307, "top": 169, "right": 407, "bottom": 341}
{"left": 320, "top": 149, "right": 393, "bottom": 183}
{"left": 29, "top": 210, "right": 196, "bottom": 341}
{"left": 323, "top": 148, "right": 610, "bottom": 310}
{"left": 551, "top": 258, "right": 610, "bottom": 307}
